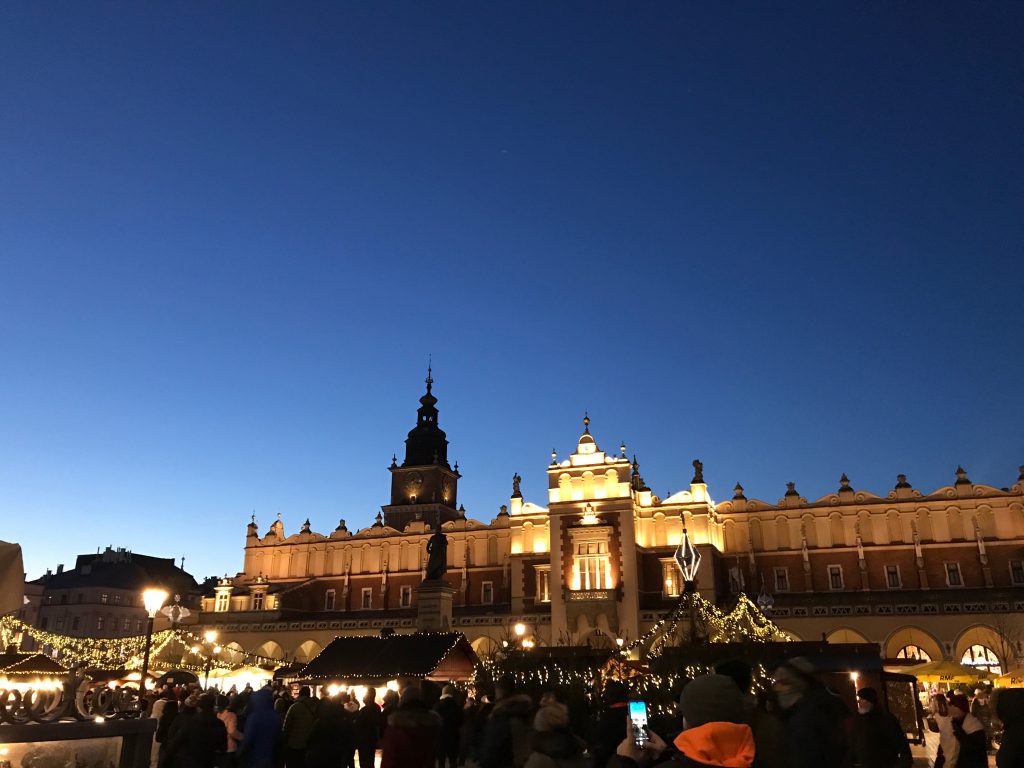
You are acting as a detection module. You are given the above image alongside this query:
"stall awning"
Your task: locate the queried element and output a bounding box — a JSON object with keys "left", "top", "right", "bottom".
{"left": 302, "top": 632, "right": 478, "bottom": 683}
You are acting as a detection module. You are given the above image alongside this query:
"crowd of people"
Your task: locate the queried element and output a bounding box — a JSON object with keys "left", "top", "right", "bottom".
{"left": 142, "top": 660, "right": 1024, "bottom": 768}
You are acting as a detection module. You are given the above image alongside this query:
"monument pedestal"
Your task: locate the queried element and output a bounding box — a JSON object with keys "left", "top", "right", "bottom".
{"left": 416, "top": 580, "right": 456, "bottom": 632}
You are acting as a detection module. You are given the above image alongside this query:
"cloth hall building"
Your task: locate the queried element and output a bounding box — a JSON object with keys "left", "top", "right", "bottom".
{"left": 200, "top": 374, "right": 1024, "bottom": 675}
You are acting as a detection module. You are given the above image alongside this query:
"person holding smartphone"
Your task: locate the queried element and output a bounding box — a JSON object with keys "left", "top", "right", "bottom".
{"left": 609, "top": 674, "right": 755, "bottom": 768}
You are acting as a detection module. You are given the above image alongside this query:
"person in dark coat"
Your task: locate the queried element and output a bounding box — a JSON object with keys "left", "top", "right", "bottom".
{"left": 380, "top": 686, "right": 442, "bottom": 768}
{"left": 996, "top": 688, "right": 1024, "bottom": 768}
{"left": 948, "top": 694, "right": 988, "bottom": 768}
{"left": 154, "top": 699, "right": 179, "bottom": 768}
{"left": 524, "top": 703, "right": 588, "bottom": 768}
{"left": 161, "top": 693, "right": 228, "bottom": 768}
{"left": 238, "top": 687, "right": 282, "bottom": 768}
{"left": 435, "top": 684, "right": 464, "bottom": 768}
{"left": 479, "top": 677, "right": 535, "bottom": 768}
{"left": 771, "top": 658, "right": 849, "bottom": 768}
{"left": 354, "top": 687, "right": 384, "bottom": 768}
{"left": 591, "top": 680, "right": 630, "bottom": 768}
{"left": 715, "top": 659, "right": 788, "bottom": 768}
{"left": 305, "top": 698, "right": 354, "bottom": 768}
{"left": 849, "top": 688, "right": 911, "bottom": 768}
{"left": 283, "top": 686, "right": 321, "bottom": 768}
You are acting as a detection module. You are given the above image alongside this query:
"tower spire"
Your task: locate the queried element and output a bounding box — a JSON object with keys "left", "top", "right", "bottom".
{"left": 425, "top": 355, "right": 433, "bottom": 394}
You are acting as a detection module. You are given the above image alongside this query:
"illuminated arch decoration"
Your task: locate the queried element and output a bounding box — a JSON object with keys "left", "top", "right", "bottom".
{"left": 961, "top": 644, "right": 1001, "bottom": 675}
{"left": 826, "top": 628, "right": 869, "bottom": 644}
{"left": 885, "top": 626, "right": 942, "bottom": 663}
{"left": 293, "top": 640, "right": 324, "bottom": 664}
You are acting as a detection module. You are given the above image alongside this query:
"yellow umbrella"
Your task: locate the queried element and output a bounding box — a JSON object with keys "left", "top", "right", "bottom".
{"left": 906, "top": 660, "right": 994, "bottom": 683}
{"left": 994, "top": 668, "right": 1024, "bottom": 687}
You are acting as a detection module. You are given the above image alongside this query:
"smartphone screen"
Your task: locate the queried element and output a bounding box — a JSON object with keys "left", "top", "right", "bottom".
{"left": 628, "top": 700, "right": 649, "bottom": 747}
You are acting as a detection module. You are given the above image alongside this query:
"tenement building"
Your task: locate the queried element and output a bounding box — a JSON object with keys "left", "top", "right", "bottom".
{"left": 201, "top": 373, "right": 1024, "bottom": 675}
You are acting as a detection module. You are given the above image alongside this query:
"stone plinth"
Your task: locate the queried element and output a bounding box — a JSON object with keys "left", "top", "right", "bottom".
{"left": 415, "top": 580, "right": 456, "bottom": 632}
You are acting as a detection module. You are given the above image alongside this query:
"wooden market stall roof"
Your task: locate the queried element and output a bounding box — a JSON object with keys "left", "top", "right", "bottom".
{"left": 301, "top": 632, "right": 478, "bottom": 683}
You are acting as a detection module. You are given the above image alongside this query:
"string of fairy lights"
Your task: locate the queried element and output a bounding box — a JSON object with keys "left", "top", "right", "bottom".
{"left": 0, "top": 615, "right": 285, "bottom": 672}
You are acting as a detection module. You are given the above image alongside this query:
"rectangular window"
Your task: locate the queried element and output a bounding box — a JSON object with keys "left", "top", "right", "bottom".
{"left": 400, "top": 585, "right": 412, "bottom": 608}
{"left": 535, "top": 567, "right": 551, "bottom": 603}
{"left": 945, "top": 562, "right": 963, "bottom": 587}
{"left": 252, "top": 592, "right": 265, "bottom": 611}
{"left": 71, "top": 616, "right": 80, "bottom": 630}
{"left": 1010, "top": 560, "right": 1024, "bottom": 586}
{"left": 361, "top": 588, "right": 372, "bottom": 610}
{"left": 662, "top": 560, "right": 680, "bottom": 597}
{"left": 573, "top": 540, "right": 610, "bottom": 590}
{"left": 828, "top": 565, "right": 844, "bottom": 590}
{"left": 122, "top": 616, "right": 130, "bottom": 632}
{"left": 885, "top": 565, "right": 902, "bottom": 589}
{"left": 481, "top": 581, "right": 494, "bottom": 605}
{"left": 774, "top": 567, "right": 790, "bottom": 593}
{"left": 215, "top": 593, "right": 230, "bottom": 612}
{"left": 100, "top": 594, "right": 108, "bottom": 605}
{"left": 40, "top": 616, "right": 49, "bottom": 630}
{"left": 77, "top": 593, "right": 83, "bottom": 603}
{"left": 324, "top": 589, "right": 336, "bottom": 611}
{"left": 96, "top": 616, "right": 104, "bottom": 630}
{"left": 55, "top": 616, "right": 64, "bottom": 630}
{"left": 46, "top": 595, "right": 53, "bottom": 604}
{"left": 135, "top": 619, "right": 143, "bottom": 633}
{"left": 113, "top": 595, "right": 121, "bottom": 605}
{"left": 60, "top": 594, "right": 67, "bottom": 605}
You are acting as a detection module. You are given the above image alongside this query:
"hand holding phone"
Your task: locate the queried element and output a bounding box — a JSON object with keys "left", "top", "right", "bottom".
{"left": 628, "top": 700, "right": 649, "bottom": 748}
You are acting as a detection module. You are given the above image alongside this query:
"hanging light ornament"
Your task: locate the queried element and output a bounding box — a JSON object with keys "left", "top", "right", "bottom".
{"left": 674, "top": 526, "right": 701, "bottom": 590}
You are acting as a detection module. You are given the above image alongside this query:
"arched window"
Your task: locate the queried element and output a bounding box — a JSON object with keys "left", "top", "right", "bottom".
{"left": 896, "top": 645, "right": 931, "bottom": 662}
{"left": 961, "top": 644, "right": 1001, "bottom": 675}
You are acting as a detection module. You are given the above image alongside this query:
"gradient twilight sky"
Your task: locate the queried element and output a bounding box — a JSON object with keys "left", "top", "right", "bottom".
{"left": 2, "top": 3, "right": 1022, "bottom": 581}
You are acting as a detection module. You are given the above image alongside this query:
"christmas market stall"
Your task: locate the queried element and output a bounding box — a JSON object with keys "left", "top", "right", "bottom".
{"left": 300, "top": 631, "right": 478, "bottom": 699}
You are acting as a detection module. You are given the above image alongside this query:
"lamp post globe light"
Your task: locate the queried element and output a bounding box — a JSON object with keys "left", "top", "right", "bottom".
{"left": 140, "top": 588, "right": 169, "bottom": 705}
{"left": 201, "top": 629, "right": 221, "bottom": 689}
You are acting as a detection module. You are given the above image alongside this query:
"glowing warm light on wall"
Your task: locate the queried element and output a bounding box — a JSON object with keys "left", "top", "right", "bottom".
{"left": 533, "top": 538, "right": 547, "bottom": 554}
{"left": 0, "top": 677, "right": 64, "bottom": 692}
{"left": 510, "top": 541, "right": 522, "bottom": 555}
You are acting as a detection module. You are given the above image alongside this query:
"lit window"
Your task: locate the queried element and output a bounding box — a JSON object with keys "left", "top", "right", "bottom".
{"left": 535, "top": 567, "right": 551, "bottom": 603}
{"left": 481, "top": 581, "right": 494, "bottom": 605}
{"left": 252, "top": 592, "right": 265, "bottom": 611}
{"left": 897, "top": 645, "right": 931, "bottom": 662}
{"left": 774, "top": 567, "right": 790, "bottom": 593}
{"left": 885, "top": 565, "right": 902, "bottom": 589}
{"left": 361, "top": 588, "right": 372, "bottom": 610}
{"left": 662, "top": 560, "right": 680, "bottom": 597}
{"left": 96, "top": 616, "right": 104, "bottom": 630}
{"left": 122, "top": 616, "right": 130, "bottom": 632}
{"left": 400, "top": 586, "right": 412, "bottom": 608}
{"left": 324, "top": 590, "right": 336, "bottom": 611}
{"left": 945, "top": 562, "right": 963, "bottom": 587}
{"left": 573, "top": 540, "right": 610, "bottom": 590}
{"left": 962, "top": 644, "right": 1001, "bottom": 675}
{"left": 215, "top": 593, "right": 230, "bottom": 612}
{"left": 100, "top": 594, "right": 108, "bottom": 605}
{"left": 135, "top": 619, "right": 143, "bottom": 633}
{"left": 46, "top": 595, "right": 53, "bottom": 604}
{"left": 828, "top": 565, "right": 844, "bottom": 590}
{"left": 55, "top": 617, "right": 64, "bottom": 630}
{"left": 1009, "top": 560, "right": 1024, "bottom": 586}
{"left": 113, "top": 595, "right": 121, "bottom": 605}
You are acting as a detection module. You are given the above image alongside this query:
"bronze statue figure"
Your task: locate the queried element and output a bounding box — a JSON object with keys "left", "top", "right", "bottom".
{"left": 512, "top": 472, "right": 522, "bottom": 496}
{"left": 425, "top": 522, "right": 448, "bottom": 580}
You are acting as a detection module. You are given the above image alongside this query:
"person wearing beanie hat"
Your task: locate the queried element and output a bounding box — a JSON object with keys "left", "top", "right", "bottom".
{"left": 381, "top": 684, "right": 442, "bottom": 768}
{"left": 947, "top": 694, "right": 987, "bottom": 768}
{"left": 435, "top": 683, "right": 464, "bottom": 768}
{"left": 609, "top": 675, "right": 755, "bottom": 768}
{"left": 849, "top": 688, "right": 911, "bottom": 768}
{"left": 771, "top": 658, "right": 850, "bottom": 768}
{"left": 522, "top": 703, "right": 588, "bottom": 768}
{"left": 161, "top": 692, "right": 227, "bottom": 768}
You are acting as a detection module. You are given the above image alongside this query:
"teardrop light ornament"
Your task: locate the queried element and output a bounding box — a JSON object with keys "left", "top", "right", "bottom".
{"left": 674, "top": 526, "right": 701, "bottom": 589}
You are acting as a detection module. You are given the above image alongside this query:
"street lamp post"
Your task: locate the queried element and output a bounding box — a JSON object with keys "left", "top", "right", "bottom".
{"left": 140, "top": 588, "right": 169, "bottom": 708}
{"left": 202, "top": 629, "right": 221, "bottom": 689}
{"left": 674, "top": 527, "right": 702, "bottom": 644}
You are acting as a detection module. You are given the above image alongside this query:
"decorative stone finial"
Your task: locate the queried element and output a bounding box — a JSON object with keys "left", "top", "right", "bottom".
{"left": 620, "top": 441, "right": 626, "bottom": 458}
{"left": 373, "top": 512, "right": 383, "bottom": 527}
{"left": 955, "top": 466, "right": 971, "bottom": 485}
{"left": 551, "top": 448, "right": 557, "bottom": 465}
{"left": 733, "top": 483, "right": 746, "bottom": 500}
{"left": 838, "top": 473, "right": 852, "bottom": 493}
{"left": 785, "top": 482, "right": 799, "bottom": 497}
{"left": 498, "top": 504, "right": 509, "bottom": 517}
{"left": 425, "top": 357, "right": 433, "bottom": 394}
{"left": 301, "top": 518, "right": 311, "bottom": 534}
{"left": 895, "top": 474, "right": 912, "bottom": 489}
{"left": 691, "top": 459, "right": 704, "bottom": 484}
{"left": 511, "top": 472, "right": 522, "bottom": 498}
{"left": 457, "top": 503, "right": 466, "bottom": 518}
{"left": 454, "top": 461, "right": 459, "bottom": 473}
{"left": 1018, "top": 465, "right": 1024, "bottom": 483}
{"left": 390, "top": 454, "right": 397, "bottom": 469}
{"left": 583, "top": 411, "right": 590, "bottom": 434}
{"left": 336, "top": 519, "right": 348, "bottom": 532}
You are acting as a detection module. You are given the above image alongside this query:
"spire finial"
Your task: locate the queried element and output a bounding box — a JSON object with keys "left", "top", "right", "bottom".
{"left": 425, "top": 356, "right": 433, "bottom": 393}
{"left": 583, "top": 411, "right": 590, "bottom": 434}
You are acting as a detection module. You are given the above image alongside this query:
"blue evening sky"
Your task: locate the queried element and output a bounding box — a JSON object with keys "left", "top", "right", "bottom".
{"left": 2, "top": 3, "right": 1021, "bottom": 581}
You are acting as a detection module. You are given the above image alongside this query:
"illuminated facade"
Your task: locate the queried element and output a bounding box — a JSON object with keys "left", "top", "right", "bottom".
{"left": 200, "top": 375, "right": 1024, "bottom": 675}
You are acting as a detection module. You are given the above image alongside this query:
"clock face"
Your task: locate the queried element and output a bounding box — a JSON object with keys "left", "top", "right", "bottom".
{"left": 405, "top": 472, "right": 423, "bottom": 492}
